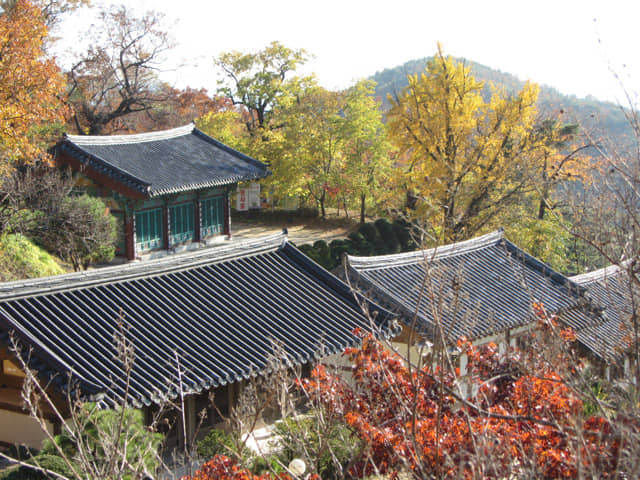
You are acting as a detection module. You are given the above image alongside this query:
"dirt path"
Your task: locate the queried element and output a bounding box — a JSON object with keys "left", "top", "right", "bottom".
{"left": 231, "top": 213, "right": 357, "bottom": 245}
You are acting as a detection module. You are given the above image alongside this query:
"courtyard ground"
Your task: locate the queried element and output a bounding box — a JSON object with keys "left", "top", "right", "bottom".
{"left": 230, "top": 210, "right": 358, "bottom": 246}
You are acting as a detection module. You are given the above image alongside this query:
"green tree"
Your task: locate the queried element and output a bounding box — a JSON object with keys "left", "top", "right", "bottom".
{"left": 196, "top": 107, "right": 249, "bottom": 153}
{"left": 502, "top": 209, "right": 572, "bottom": 272}
{"left": 341, "top": 80, "right": 392, "bottom": 223}
{"left": 387, "top": 45, "right": 541, "bottom": 242}
{"left": 215, "top": 41, "right": 309, "bottom": 135}
{"left": 279, "top": 85, "right": 344, "bottom": 217}
{"left": 213, "top": 42, "right": 315, "bottom": 208}
{"left": 40, "top": 194, "right": 116, "bottom": 271}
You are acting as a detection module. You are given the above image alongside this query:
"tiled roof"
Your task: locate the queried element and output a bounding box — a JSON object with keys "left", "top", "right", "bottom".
{"left": 0, "top": 233, "right": 394, "bottom": 407}
{"left": 54, "top": 124, "right": 270, "bottom": 197}
{"left": 347, "top": 229, "right": 595, "bottom": 344}
{"left": 571, "top": 265, "right": 633, "bottom": 363}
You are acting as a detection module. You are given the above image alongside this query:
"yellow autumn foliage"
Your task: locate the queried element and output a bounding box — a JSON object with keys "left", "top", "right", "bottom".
{"left": 387, "top": 45, "right": 542, "bottom": 242}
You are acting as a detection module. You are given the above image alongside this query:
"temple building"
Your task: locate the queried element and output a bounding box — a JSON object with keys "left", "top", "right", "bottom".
{"left": 52, "top": 124, "right": 270, "bottom": 260}
{"left": 0, "top": 232, "right": 394, "bottom": 448}
{"left": 346, "top": 229, "right": 624, "bottom": 369}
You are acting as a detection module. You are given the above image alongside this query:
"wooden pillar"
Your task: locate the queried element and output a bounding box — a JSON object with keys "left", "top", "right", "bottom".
{"left": 162, "top": 202, "right": 169, "bottom": 250}
{"left": 186, "top": 395, "right": 196, "bottom": 445}
{"left": 194, "top": 195, "right": 201, "bottom": 243}
{"left": 229, "top": 382, "right": 235, "bottom": 414}
{"left": 175, "top": 395, "right": 197, "bottom": 450}
{"left": 459, "top": 353, "right": 468, "bottom": 376}
{"left": 125, "top": 213, "right": 135, "bottom": 261}
{"left": 223, "top": 188, "right": 231, "bottom": 238}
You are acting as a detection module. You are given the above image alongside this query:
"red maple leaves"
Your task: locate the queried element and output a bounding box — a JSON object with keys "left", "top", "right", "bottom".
{"left": 300, "top": 314, "right": 626, "bottom": 479}
{"left": 189, "top": 308, "right": 631, "bottom": 479}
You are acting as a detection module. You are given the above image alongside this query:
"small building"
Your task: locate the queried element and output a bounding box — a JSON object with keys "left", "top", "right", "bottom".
{"left": 571, "top": 265, "right": 635, "bottom": 376}
{"left": 0, "top": 232, "right": 394, "bottom": 448}
{"left": 346, "top": 229, "right": 611, "bottom": 364}
{"left": 52, "top": 124, "right": 270, "bottom": 260}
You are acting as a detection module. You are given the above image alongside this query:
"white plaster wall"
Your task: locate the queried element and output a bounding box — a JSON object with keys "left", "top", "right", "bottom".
{"left": 0, "top": 410, "right": 53, "bottom": 449}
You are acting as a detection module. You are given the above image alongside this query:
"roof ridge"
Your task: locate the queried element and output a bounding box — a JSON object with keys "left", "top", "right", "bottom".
{"left": 0, "top": 231, "right": 288, "bottom": 301}
{"left": 347, "top": 229, "right": 505, "bottom": 269}
{"left": 65, "top": 124, "right": 195, "bottom": 146}
{"left": 571, "top": 264, "right": 624, "bottom": 285}
{"left": 500, "top": 238, "right": 585, "bottom": 294}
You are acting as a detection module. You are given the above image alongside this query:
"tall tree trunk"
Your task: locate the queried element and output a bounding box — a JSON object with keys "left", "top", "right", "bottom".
{"left": 538, "top": 156, "right": 549, "bottom": 220}
{"left": 538, "top": 196, "right": 547, "bottom": 220}
{"left": 360, "top": 193, "right": 366, "bottom": 224}
{"left": 342, "top": 198, "right": 349, "bottom": 218}
{"left": 320, "top": 190, "right": 326, "bottom": 218}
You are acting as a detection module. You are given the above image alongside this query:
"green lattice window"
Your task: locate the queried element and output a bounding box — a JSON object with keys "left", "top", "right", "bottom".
{"left": 201, "top": 196, "right": 224, "bottom": 237}
{"left": 135, "top": 208, "right": 163, "bottom": 251}
{"left": 169, "top": 202, "right": 195, "bottom": 244}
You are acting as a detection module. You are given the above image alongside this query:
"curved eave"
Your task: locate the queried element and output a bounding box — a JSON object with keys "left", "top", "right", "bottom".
{"left": 6, "top": 319, "right": 376, "bottom": 410}
{"left": 56, "top": 141, "right": 152, "bottom": 195}
{"left": 0, "top": 319, "right": 104, "bottom": 397}
{"left": 115, "top": 337, "right": 363, "bottom": 408}
{"left": 148, "top": 169, "right": 272, "bottom": 197}
{"left": 347, "top": 229, "right": 506, "bottom": 271}
{"left": 575, "top": 330, "right": 627, "bottom": 366}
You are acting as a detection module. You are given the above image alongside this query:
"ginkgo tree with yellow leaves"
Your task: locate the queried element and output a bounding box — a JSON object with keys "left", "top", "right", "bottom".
{"left": 387, "top": 45, "right": 543, "bottom": 242}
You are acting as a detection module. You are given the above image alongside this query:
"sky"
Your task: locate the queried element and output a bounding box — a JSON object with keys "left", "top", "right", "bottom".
{"left": 56, "top": 0, "right": 639, "bottom": 104}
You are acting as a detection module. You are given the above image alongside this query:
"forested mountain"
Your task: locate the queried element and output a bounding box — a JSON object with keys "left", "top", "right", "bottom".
{"left": 371, "top": 57, "right": 632, "bottom": 142}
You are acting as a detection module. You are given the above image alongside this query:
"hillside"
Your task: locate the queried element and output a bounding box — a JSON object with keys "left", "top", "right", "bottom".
{"left": 370, "top": 57, "right": 632, "bottom": 141}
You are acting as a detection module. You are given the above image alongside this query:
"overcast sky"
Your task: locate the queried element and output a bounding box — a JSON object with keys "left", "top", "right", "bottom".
{"left": 57, "top": 0, "right": 638, "bottom": 104}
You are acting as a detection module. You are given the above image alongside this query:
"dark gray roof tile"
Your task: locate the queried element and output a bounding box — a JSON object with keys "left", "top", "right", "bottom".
{"left": 348, "top": 229, "right": 598, "bottom": 346}
{"left": 54, "top": 124, "right": 270, "bottom": 197}
{"left": 571, "top": 266, "right": 634, "bottom": 363}
{"left": 0, "top": 233, "right": 394, "bottom": 406}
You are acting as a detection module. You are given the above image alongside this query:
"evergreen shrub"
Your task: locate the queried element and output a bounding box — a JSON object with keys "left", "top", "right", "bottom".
{"left": 272, "top": 416, "right": 360, "bottom": 479}
{"left": 299, "top": 218, "right": 417, "bottom": 270}
{"left": 197, "top": 428, "right": 235, "bottom": 460}
{"left": 374, "top": 218, "right": 400, "bottom": 254}
{"left": 1, "top": 454, "right": 73, "bottom": 480}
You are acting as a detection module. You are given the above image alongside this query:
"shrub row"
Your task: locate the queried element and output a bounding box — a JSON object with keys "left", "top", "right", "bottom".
{"left": 298, "top": 218, "right": 418, "bottom": 270}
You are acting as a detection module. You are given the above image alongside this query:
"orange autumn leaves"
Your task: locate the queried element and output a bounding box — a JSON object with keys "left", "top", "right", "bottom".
{"left": 0, "top": 0, "right": 67, "bottom": 173}
{"left": 185, "top": 312, "right": 626, "bottom": 479}
{"left": 300, "top": 321, "right": 624, "bottom": 479}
